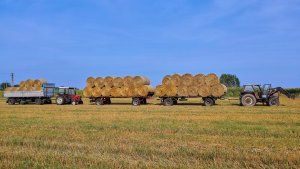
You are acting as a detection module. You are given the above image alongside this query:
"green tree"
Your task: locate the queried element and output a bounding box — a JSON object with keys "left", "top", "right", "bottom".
{"left": 0, "top": 82, "right": 11, "bottom": 90}
{"left": 220, "top": 74, "right": 240, "bottom": 87}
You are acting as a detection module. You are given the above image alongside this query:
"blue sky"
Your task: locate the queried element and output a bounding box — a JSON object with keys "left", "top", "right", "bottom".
{"left": 0, "top": 0, "right": 299, "bottom": 88}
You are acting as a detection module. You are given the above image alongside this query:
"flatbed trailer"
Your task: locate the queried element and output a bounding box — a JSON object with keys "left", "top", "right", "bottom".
{"left": 89, "top": 92, "right": 155, "bottom": 106}
{"left": 4, "top": 83, "right": 55, "bottom": 105}
{"left": 160, "top": 96, "right": 220, "bottom": 106}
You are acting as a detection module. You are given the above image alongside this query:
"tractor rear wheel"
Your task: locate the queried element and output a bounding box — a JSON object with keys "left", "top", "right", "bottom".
{"left": 241, "top": 94, "right": 257, "bottom": 106}
{"left": 56, "top": 96, "right": 65, "bottom": 105}
{"left": 268, "top": 96, "right": 279, "bottom": 106}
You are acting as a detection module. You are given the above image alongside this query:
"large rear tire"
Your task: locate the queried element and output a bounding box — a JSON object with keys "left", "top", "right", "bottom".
{"left": 268, "top": 96, "right": 279, "bottom": 106}
{"left": 241, "top": 94, "right": 257, "bottom": 106}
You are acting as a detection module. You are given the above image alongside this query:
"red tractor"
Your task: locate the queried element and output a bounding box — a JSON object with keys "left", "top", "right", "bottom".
{"left": 56, "top": 87, "right": 83, "bottom": 105}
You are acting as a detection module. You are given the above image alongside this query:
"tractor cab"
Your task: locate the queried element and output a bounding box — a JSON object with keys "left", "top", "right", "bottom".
{"left": 242, "top": 84, "right": 271, "bottom": 100}
{"left": 56, "top": 87, "right": 83, "bottom": 105}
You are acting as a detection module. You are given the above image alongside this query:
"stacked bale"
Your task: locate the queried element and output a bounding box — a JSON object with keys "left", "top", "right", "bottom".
{"left": 83, "top": 76, "right": 153, "bottom": 98}
{"left": 155, "top": 73, "right": 227, "bottom": 97}
{"left": 5, "top": 79, "right": 47, "bottom": 91}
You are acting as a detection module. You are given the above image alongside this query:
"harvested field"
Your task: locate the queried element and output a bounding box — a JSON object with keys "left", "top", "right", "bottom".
{"left": 0, "top": 97, "right": 300, "bottom": 168}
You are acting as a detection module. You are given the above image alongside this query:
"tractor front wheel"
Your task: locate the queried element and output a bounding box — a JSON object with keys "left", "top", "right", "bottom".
{"left": 268, "top": 96, "right": 279, "bottom": 106}
{"left": 241, "top": 94, "right": 257, "bottom": 106}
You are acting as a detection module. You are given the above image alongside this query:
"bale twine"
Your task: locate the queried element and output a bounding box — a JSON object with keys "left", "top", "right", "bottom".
{"left": 104, "top": 76, "right": 114, "bottom": 87}
{"left": 83, "top": 86, "right": 93, "bottom": 98}
{"left": 198, "top": 85, "right": 211, "bottom": 97}
{"left": 181, "top": 74, "right": 193, "bottom": 86}
{"left": 205, "top": 73, "right": 219, "bottom": 86}
{"left": 124, "top": 76, "right": 134, "bottom": 87}
{"left": 193, "top": 74, "right": 206, "bottom": 86}
{"left": 171, "top": 74, "right": 181, "bottom": 86}
{"left": 177, "top": 86, "right": 188, "bottom": 96}
{"left": 92, "top": 87, "right": 102, "bottom": 97}
{"left": 135, "top": 85, "right": 149, "bottom": 97}
{"left": 162, "top": 75, "right": 173, "bottom": 86}
{"left": 155, "top": 85, "right": 166, "bottom": 97}
{"left": 113, "top": 77, "right": 124, "bottom": 88}
{"left": 211, "top": 84, "right": 226, "bottom": 97}
{"left": 94, "top": 77, "right": 104, "bottom": 88}
{"left": 86, "top": 77, "right": 95, "bottom": 86}
{"left": 133, "top": 76, "right": 150, "bottom": 86}
{"left": 188, "top": 86, "right": 198, "bottom": 97}
{"left": 101, "top": 87, "right": 111, "bottom": 97}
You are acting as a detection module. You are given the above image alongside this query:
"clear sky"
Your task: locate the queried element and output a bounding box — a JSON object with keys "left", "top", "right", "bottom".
{"left": 0, "top": 0, "right": 299, "bottom": 88}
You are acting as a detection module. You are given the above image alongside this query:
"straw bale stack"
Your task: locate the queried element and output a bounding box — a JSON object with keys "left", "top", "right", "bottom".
{"left": 155, "top": 73, "right": 227, "bottom": 98}
{"left": 83, "top": 76, "right": 152, "bottom": 98}
{"left": 5, "top": 79, "right": 47, "bottom": 92}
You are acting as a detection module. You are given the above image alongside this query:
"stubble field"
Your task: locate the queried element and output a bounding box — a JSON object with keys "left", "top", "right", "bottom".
{"left": 0, "top": 97, "right": 299, "bottom": 168}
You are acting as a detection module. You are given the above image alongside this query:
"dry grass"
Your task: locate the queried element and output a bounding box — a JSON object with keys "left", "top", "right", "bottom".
{"left": 0, "top": 97, "right": 300, "bottom": 168}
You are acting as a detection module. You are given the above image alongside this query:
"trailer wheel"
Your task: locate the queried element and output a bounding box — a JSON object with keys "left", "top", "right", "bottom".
{"left": 164, "top": 98, "right": 174, "bottom": 106}
{"left": 8, "top": 98, "right": 15, "bottom": 105}
{"left": 241, "top": 94, "right": 256, "bottom": 106}
{"left": 268, "top": 96, "right": 279, "bottom": 106}
{"left": 35, "top": 98, "right": 43, "bottom": 105}
{"left": 56, "top": 96, "right": 64, "bottom": 105}
{"left": 132, "top": 98, "right": 141, "bottom": 106}
{"left": 20, "top": 100, "right": 27, "bottom": 105}
{"left": 204, "top": 97, "right": 214, "bottom": 106}
{"left": 95, "top": 98, "right": 104, "bottom": 105}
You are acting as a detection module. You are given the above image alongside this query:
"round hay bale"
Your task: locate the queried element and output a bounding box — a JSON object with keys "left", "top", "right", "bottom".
{"left": 113, "top": 77, "right": 124, "bottom": 88}
{"left": 33, "top": 85, "right": 42, "bottom": 91}
{"left": 4, "top": 87, "right": 13, "bottom": 91}
{"left": 101, "top": 87, "right": 112, "bottom": 97}
{"left": 133, "top": 76, "right": 150, "bottom": 86}
{"left": 86, "top": 77, "right": 95, "bottom": 86}
{"left": 181, "top": 74, "right": 193, "bottom": 86}
{"left": 119, "top": 87, "right": 129, "bottom": 97}
{"left": 155, "top": 85, "right": 166, "bottom": 97}
{"left": 19, "top": 86, "right": 26, "bottom": 91}
{"left": 188, "top": 86, "right": 198, "bottom": 97}
{"left": 25, "top": 79, "right": 34, "bottom": 88}
{"left": 92, "top": 87, "right": 102, "bottom": 97}
{"left": 164, "top": 84, "right": 177, "bottom": 96}
{"left": 19, "top": 81, "right": 25, "bottom": 87}
{"left": 171, "top": 74, "right": 181, "bottom": 86}
{"left": 177, "top": 86, "right": 188, "bottom": 96}
{"left": 148, "top": 86, "right": 155, "bottom": 93}
{"left": 205, "top": 73, "right": 219, "bottom": 86}
{"left": 124, "top": 76, "right": 133, "bottom": 87}
{"left": 162, "top": 75, "right": 173, "bottom": 86}
{"left": 221, "top": 84, "right": 228, "bottom": 93}
{"left": 198, "top": 85, "right": 211, "bottom": 97}
{"left": 211, "top": 84, "right": 226, "bottom": 97}
{"left": 127, "top": 86, "right": 136, "bottom": 97}
{"left": 10, "top": 87, "right": 19, "bottom": 91}
{"left": 193, "top": 74, "right": 206, "bottom": 86}
{"left": 104, "top": 76, "right": 114, "bottom": 87}
{"left": 111, "top": 87, "right": 122, "bottom": 97}
{"left": 83, "top": 86, "right": 93, "bottom": 98}
{"left": 135, "top": 85, "right": 149, "bottom": 97}
{"left": 94, "top": 77, "right": 104, "bottom": 88}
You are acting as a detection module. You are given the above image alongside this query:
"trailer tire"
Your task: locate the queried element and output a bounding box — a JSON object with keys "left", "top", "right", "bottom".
{"left": 164, "top": 98, "right": 174, "bottom": 106}
{"left": 132, "top": 98, "right": 141, "bottom": 106}
{"left": 56, "top": 96, "right": 65, "bottom": 105}
{"left": 241, "top": 94, "right": 256, "bottom": 107}
{"left": 204, "top": 97, "right": 214, "bottom": 106}
{"left": 8, "top": 98, "right": 15, "bottom": 105}
{"left": 35, "top": 98, "right": 43, "bottom": 105}
{"left": 20, "top": 100, "right": 27, "bottom": 105}
{"left": 95, "top": 98, "right": 104, "bottom": 105}
{"left": 268, "top": 96, "right": 279, "bottom": 106}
